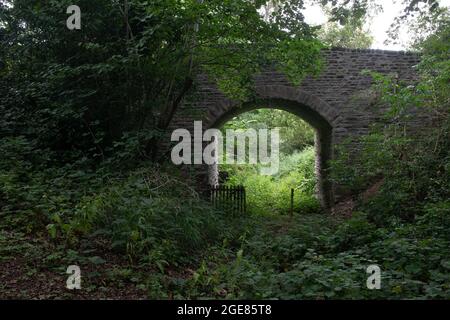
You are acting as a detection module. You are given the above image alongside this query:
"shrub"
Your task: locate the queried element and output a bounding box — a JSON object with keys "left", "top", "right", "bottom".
{"left": 223, "top": 147, "right": 320, "bottom": 215}
{"left": 71, "top": 167, "right": 241, "bottom": 267}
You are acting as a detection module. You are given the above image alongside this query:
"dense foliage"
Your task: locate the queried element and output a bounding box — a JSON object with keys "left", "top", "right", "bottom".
{"left": 0, "top": 0, "right": 449, "bottom": 300}
{"left": 0, "top": 0, "right": 323, "bottom": 167}
{"left": 220, "top": 109, "right": 319, "bottom": 215}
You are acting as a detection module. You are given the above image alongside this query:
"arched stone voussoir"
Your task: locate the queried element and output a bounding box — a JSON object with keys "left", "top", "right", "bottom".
{"left": 254, "top": 85, "right": 339, "bottom": 127}
{"left": 203, "top": 85, "right": 338, "bottom": 131}
{"left": 204, "top": 99, "right": 238, "bottom": 128}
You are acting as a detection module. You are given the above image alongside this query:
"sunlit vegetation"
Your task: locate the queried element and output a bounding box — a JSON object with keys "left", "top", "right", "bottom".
{"left": 220, "top": 109, "right": 320, "bottom": 215}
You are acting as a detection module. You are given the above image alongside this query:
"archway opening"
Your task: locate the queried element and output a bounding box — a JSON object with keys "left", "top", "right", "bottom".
{"left": 207, "top": 98, "right": 333, "bottom": 210}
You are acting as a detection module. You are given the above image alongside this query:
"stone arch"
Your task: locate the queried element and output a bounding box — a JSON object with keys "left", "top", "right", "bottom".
{"left": 166, "top": 49, "right": 421, "bottom": 212}
{"left": 202, "top": 85, "right": 339, "bottom": 209}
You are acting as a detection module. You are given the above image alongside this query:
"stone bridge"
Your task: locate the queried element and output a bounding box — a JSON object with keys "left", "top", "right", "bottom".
{"left": 165, "top": 48, "right": 420, "bottom": 209}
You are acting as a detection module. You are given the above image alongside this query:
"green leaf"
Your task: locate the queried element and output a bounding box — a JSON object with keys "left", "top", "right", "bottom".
{"left": 440, "top": 260, "right": 450, "bottom": 270}
{"left": 88, "top": 256, "right": 106, "bottom": 265}
{"left": 46, "top": 224, "right": 57, "bottom": 239}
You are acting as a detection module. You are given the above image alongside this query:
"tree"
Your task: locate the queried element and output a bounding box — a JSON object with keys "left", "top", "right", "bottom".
{"left": 317, "top": 0, "right": 441, "bottom": 26}
{"left": 317, "top": 16, "right": 373, "bottom": 49}
{"left": 0, "top": 0, "right": 324, "bottom": 163}
{"left": 223, "top": 109, "right": 315, "bottom": 154}
{"left": 313, "top": 0, "right": 444, "bottom": 49}
{"left": 2, "top": 0, "right": 443, "bottom": 164}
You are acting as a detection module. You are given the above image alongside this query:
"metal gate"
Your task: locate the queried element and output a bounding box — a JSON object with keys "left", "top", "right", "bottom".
{"left": 209, "top": 185, "right": 246, "bottom": 215}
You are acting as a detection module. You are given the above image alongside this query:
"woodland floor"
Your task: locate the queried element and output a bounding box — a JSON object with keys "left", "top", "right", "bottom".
{"left": 0, "top": 228, "right": 149, "bottom": 299}
{"left": 0, "top": 211, "right": 336, "bottom": 300}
